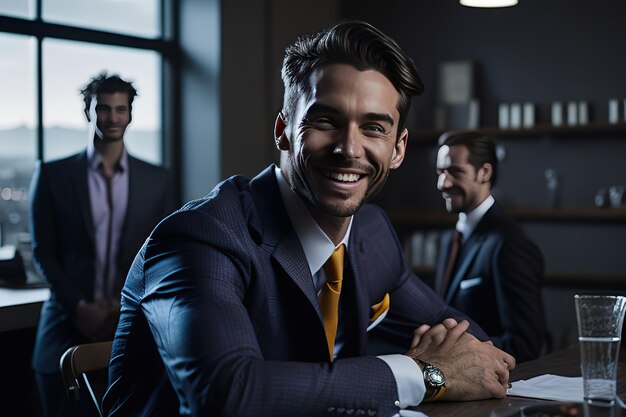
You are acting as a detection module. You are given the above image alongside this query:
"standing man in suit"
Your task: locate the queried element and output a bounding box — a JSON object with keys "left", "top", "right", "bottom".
{"left": 29, "top": 73, "right": 176, "bottom": 417}
{"left": 103, "top": 21, "right": 515, "bottom": 417}
{"left": 434, "top": 131, "right": 546, "bottom": 362}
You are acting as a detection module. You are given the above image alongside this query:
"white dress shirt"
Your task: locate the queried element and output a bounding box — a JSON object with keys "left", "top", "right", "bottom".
{"left": 87, "top": 142, "right": 129, "bottom": 300}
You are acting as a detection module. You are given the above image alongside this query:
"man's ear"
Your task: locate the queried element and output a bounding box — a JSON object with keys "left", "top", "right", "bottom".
{"left": 390, "top": 128, "right": 408, "bottom": 170}
{"left": 274, "top": 112, "right": 290, "bottom": 151}
{"left": 479, "top": 163, "right": 493, "bottom": 184}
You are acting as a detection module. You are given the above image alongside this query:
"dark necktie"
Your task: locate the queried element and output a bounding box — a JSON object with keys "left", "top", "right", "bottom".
{"left": 102, "top": 171, "right": 114, "bottom": 300}
{"left": 319, "top": 244, "right": 345, "bottom": 361}
{"left": 440, "top": 231, "right": 462, "bottom": 298}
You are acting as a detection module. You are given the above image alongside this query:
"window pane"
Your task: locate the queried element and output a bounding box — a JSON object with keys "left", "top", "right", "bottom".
{"left": 0, "top": 33, "right": 36, "bottom": 257}
{"left": 43, "top": 39, "right": 162, "bottom": 165}
{"left": 43, "top": 0, "right": 159, "bottom": 39}
{"left": 0, "top": 0, "right": 35, "bottom": 19}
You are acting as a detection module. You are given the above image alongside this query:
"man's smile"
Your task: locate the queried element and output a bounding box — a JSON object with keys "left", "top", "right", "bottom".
{"left": 321, "top": 170, "right": 362, "bottom": 183}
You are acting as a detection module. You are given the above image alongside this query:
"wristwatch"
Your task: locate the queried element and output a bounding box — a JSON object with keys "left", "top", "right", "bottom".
{"left": 415, "top": 359, "right": 446, "bottom": 401}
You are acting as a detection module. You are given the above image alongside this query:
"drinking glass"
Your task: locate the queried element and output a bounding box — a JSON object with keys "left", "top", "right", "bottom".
{"left": 575, "top": 295, "right": 626, "bottom": 407}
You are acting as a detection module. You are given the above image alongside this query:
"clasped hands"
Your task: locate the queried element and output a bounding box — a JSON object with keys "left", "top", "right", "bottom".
{"left": 74, "top": 299, "right": 121, "bottom": 341}
{"left": 406, "top": 318, "right": 515, "bottom": 401}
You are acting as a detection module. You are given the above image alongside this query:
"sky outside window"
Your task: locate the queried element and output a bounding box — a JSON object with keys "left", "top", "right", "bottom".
{"left": 0, "top": 33, "right": 36, "bottom": 156}
{"left": 43, "top": 0, "right": 160, "bottom": 39}
{"left": 0, "top": 0, "right": 35, "bottom": 19}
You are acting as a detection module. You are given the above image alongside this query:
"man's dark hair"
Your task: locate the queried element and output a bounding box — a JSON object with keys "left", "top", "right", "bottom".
{"left": 440, "top": 130, "right": 499, "bottom": 186}
{"left": 281, "top": 20, "right": 424, "bottom": 138}
{"left": 80, "top": 72, "right": 138, "bottom": 120}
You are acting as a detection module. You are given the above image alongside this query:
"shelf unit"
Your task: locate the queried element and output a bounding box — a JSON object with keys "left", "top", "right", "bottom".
{"left": 390, "top": 208, "right": 626, "bottom": 288}
{"left": 413, "top": 266, "right": 626, "bottom": 290}
{"left": 387, "top": 207, "right": 626, "bottom": 228}
{"left": 410, "top": 123, "right": 626, "bottom": 146}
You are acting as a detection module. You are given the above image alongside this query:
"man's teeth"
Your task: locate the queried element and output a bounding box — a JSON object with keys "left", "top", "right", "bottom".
{"left": 324, "top": 171, "right": 360, "bottom": 182}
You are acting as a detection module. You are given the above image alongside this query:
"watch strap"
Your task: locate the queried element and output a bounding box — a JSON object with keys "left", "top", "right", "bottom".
{"left": 414, "top": 359, "right": 446, "bottom": 401}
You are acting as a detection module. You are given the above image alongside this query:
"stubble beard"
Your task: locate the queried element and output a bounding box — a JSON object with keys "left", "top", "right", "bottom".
{"left": 287, "top": 154, "right": 368, "bottom": 219}
{"left": 94, "top": 125, "right": 125, "bottom": 144}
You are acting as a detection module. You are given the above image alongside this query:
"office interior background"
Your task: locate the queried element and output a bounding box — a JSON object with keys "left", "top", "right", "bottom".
{"left": 1, "top": 0, "right": 625, "bottom": 414}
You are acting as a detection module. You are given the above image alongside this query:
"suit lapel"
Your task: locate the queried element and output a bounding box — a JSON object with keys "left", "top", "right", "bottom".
{"left": 444, "top": 233, "right": 485, "bottom": 303}
{"left": 249, "top": 167, "right": 320, "bottom": 317}
{"left": 274, "top": 233, "right": 320, "bottom": 315}
{"left": 70, "top": 151, "right": 95, "bottom": 244}
{"left": 444, "top": 204, "right": 500, "bottom": 302}
{"left": 119, "top": 155, "right": 138, "bottom": 259}
{"left": 343, "top": 244, "right": 369, "bottom": 356}
{"left": 436, "top": 231, "right": 453, "bottom": 295}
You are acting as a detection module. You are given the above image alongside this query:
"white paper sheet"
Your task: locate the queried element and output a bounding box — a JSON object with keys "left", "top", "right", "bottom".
{"left": 508, "top": 374, "right": 584, "bottom": 403}
{"left": 393, "top": 411, "right": 428, "bottom": 417}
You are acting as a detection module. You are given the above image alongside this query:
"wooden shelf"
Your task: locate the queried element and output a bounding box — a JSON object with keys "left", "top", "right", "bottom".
{"left": 411, "top": 123, "right": 626, "bottom": 146}
{"left": 411, "top": 267, "right": 626, "bottom": 290}
{"left": 507, "top": 207, "right": 626, "bottom": 223}
{"left": 545, "top": 272, "right": 626, "bottom": 289}
{"left": 389, "top": 211, "right": 456, "bottom": 227}
{"left": 388, "top": 207, "right": 626, "bottom": 228}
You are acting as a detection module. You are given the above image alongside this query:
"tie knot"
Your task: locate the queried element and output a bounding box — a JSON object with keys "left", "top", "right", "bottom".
{"left": 323, "top": 244, "right": 345, "bottom": 285}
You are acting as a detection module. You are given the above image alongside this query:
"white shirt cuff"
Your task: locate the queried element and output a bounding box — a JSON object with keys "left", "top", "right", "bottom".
{"left": 378, "top": 354, "right": 425, "bottom": 408}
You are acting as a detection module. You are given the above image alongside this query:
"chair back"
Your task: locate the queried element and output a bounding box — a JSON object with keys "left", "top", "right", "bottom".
{"left": 59, "top": 341, "right": 113, "bottom": 417}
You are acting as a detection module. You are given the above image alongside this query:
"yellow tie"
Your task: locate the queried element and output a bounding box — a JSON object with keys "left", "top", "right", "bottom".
{"left": 319, "top": 244, "right": 345, "bottom": 361}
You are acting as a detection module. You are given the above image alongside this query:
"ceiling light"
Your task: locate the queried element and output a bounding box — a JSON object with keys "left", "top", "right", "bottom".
{"left": 460, "top": 0, "right": 518, "bottom": 7}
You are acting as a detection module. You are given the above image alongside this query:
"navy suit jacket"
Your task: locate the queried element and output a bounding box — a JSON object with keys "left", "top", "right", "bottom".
{"left": 435, "top": 204, "right": 546, "bottom": 362}
{"left": 29, "top": 150, "right": 175, "bottom": 373}
{"left": 103, "top": 166, "right": 487, "bottom": 417}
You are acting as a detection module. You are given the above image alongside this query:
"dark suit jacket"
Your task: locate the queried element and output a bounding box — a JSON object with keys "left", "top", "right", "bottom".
{"left": 29, "top": 150, "right": 175, "bottom": 373}
{"left": 102, "top": 166, "right": 488, "bottom": 417}
{"left": 435, "top": 203, "right": 545, "bottom": 362}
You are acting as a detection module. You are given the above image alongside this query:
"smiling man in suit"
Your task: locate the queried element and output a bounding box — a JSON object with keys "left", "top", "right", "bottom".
{"left": 103, "top": 22, "right": 515, "bottom": 417}
{"left": 29, "top": 73, "right": 175, "bottom": 417}
{"left": 434, "top": 130, "right": 546, "bottom": 363}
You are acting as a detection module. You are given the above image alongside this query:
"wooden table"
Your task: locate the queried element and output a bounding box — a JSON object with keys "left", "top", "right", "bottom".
{"left": 413, "top": 345, "right": 626, "bottom": 417}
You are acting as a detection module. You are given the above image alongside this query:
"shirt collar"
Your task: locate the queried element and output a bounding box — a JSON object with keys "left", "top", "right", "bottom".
{"left": 87, "top": 141, "right": 128, "bottom": 173}
{"left": 274, "top": 166, "right": 352, "bottom": 276}
{"left": 456, "top": 195, "right": 494, "bottom": 241}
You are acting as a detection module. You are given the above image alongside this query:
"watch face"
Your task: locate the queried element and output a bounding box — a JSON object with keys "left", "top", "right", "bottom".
{"left": 426, "top": 365, "right": 445, "bottom": 387}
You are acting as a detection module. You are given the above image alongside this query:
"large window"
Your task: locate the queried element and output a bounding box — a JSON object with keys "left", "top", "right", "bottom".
{"left": 0, "top": 1, "right": 176, "bottom": 275}
{"left": 0, "top": 33, "right": 36, "bottom": 252}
